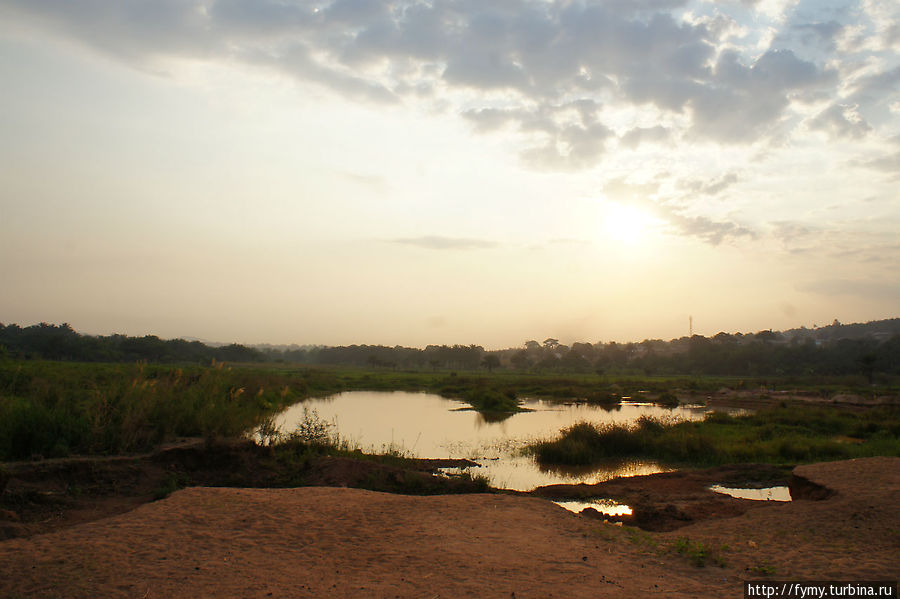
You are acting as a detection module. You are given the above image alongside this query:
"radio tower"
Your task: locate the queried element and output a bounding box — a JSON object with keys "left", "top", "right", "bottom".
{"left": 689, "top": 315, "right": 693, "bottom": 337}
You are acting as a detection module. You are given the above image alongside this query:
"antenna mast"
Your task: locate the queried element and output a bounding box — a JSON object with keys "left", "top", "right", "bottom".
{"left": 689, "top": 315, "right": 693, "bottom": 337}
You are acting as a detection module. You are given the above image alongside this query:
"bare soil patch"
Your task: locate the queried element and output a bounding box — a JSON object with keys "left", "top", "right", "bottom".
{"left": 1, "top": 454, "right": 897, "bottom": 598}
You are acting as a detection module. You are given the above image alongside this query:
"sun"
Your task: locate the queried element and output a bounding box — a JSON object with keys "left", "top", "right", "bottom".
{"left": 600, "top": 201, "right": 659, "bottom": 245}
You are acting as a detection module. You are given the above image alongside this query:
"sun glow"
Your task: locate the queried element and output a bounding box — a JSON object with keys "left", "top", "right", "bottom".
{"left": 601, "top": 201, "right": 660, "bottom": 245}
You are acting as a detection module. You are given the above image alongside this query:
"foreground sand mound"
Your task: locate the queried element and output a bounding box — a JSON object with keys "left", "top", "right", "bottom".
{"left": 1, "top": 457, "right": 897, "bottom": 598}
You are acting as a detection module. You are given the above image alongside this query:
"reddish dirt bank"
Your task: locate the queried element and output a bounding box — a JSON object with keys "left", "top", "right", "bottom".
{"left": 1, "top": 457, "right": 897, "bottom": 598}
{"left": 0, "top": 440, "right": 482, "bottom": 540}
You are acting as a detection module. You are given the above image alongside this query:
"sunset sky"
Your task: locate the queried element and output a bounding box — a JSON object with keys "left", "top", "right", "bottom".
{"left": 1, "top": 0, "right": 898, "bottom": 348}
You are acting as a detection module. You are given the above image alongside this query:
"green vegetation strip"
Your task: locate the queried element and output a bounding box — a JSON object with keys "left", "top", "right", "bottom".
{"left": 527, "top": 405, "right": 900, "bottom": 467}
{"left": 0, "top": 361, "right": 319, "bottom": 460}
{"left": 0, "top": 360, "right": 639, "bottom": 459}
{"left": 0, "top": 361, "right": 628, "bottom": 460}
{"left": 3, "top": 359, "right": 898, "bottom": 464}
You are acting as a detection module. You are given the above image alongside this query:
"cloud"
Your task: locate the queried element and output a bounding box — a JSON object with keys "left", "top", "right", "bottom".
{"left": 602, "top": 177, "right": 661, "bottom": 202}
{"left": 855, "top": 152, "right": 900, "bottom": 175}
{"left": 391, "top": 235, "right": 498, "bottom": 250}
{"left": 520, "top": 121, "right": 614, "bottom": 171}
{"left": 602, "top": 177, "right": 754, "bottom": 245}
{"left": 790, "top": 20, "right": 845, "bottom": 51}
{"left": 687, "top": 49, "right": 835, "bottom": 143}
{"left": 679, "top": 173, "right": 741, "bottom": 196}
{"left": 831, "top": 240, "right": 900, "bottom": 264}
{"left": 0, "top": 0, "right": 215, "bottom": 61}
{"left": 769, "top": 220, "right": 820, "bottom": 254}
{"left": 464, "top": 101, "right": 613, "bottom": 170}
{"left": 808, "top": 104, "right": 872, "bottom": 139}
{"left": 771, "top": 223, "right": 900, "bottom": 265}
{"left": 803, "top": 278, "right": 900, "bottom": 303}
{"left": 848, "top": 65, "right": 900, "bottom": 108}
{"left": 887, "top": 22, "right": 900, "bottom": 49}
{"left": 0, "top": 0, "right": 889, "bottom": 168}
{"left": 771, "top": 220, "right": 813, "bottom": 241}
{"left": 658, "top": 208, "right": 756, "bottom": 245}
{"left": 254, "top": 43, "right": 398, "bottom": 104}
{"left": 462, "top": 108, "right": 521, "bottom": 133}
{"left": 619, "top": 125, "right": 672, "bottom": 149}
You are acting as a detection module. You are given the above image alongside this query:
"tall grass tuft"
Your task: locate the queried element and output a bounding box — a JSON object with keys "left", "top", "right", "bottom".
{"left": 527, "top": 404, "right": 900, "bottom": 467}
{"left": 0, "top": 361, "right": 306, "bottom": 459}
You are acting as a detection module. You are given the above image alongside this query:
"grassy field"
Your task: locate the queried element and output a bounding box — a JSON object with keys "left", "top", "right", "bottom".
{"left": 526, "top": 404, "right": 900, "bottom": 467}
{"left": 0, "top": 360, "right": 322, "bottom": 459}
{"left": 1, "top": 358, "right": 897, "bottom": 462}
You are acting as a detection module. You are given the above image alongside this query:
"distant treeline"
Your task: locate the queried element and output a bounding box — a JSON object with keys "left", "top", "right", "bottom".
{"left": 2, "top": 319, "right": 899, "bottom": 377}
{"left": 0, "top": 323, "right": 264, "bottom": 364}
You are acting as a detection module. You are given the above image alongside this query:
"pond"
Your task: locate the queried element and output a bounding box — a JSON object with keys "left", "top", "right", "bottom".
{"left": 272, "top": 391, "right": 734, "bottom": 491}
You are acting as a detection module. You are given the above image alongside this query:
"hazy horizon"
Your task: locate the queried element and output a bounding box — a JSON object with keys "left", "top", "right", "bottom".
{"left": 5, "top": 315, "right": 896, "bottom": 353}
{"left": 2, "top": 1, "right": 898, "bottom": 350}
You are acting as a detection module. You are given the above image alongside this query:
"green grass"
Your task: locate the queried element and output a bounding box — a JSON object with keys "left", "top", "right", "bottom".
{"left": 670, "top": 537, "right": 729, "bottom": 568}
{"left": 0, "top": 362, "right": 643, "bottom": 460}
{"left": 3, "top": 358, "right": 898, "bottom": 463}
{"left": 259, "top": 364, "right": 729, "bottom": 400}
{"left": 527, "top": 404, "right": 900, "bottom": 467}
{"left": 0, "top": 360, "right": 313, "bottom": 460}
{"left": 617, "top": 528, "right": 728, "bottom": 567}
{"left": 749, "top": 561, "right": 778, "bottom": 576}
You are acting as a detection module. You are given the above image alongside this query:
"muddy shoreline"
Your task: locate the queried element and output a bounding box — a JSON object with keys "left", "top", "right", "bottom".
{"left": 2, "top": 439, "right": 811, "bottom": 539}
{"left": 527, "top": 462, "right": 808, "bottom": 531}
{"left": 0, "top": 439, "right": 487, "bottom": 540}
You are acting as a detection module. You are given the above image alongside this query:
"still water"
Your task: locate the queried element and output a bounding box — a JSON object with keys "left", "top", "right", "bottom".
{"left": 274, "top": 391, "right": 725, "bottom": 491}
{"left": 710, "top": 485, "right": 792, "bottom": 501}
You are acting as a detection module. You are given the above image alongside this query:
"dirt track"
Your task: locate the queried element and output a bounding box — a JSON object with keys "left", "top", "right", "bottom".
{"left": 1, "top": 457, "right": 897, "bottom": 598}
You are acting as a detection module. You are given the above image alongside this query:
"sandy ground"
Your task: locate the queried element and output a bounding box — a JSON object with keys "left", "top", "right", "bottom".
{"left": 1, "top": 457, "right": 897, "bottom": 598}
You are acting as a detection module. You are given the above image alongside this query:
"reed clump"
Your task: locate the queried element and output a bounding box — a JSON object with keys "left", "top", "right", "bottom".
{"left": 527, "top": 404, "right": 900, "bottom": 467}
{"left": 0, "top": 361, "right": 307, "bottom": 460}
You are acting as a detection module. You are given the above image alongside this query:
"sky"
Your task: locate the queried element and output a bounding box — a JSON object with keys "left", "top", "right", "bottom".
{"left": 1, "top": 0, "right": 898, "bottom": 349}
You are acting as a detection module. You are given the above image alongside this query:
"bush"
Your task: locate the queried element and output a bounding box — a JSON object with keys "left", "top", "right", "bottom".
{"left": 530, "top": 421, "right": 645, "bottom": 465}
{"left": 0, "top": 361, "right": 306, "bottom": 460}
{"left": 528, "top": 403, "right": 900, "bottom": 467}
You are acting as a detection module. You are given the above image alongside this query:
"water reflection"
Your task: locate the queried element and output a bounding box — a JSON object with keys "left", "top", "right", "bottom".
{"left": 272, "top": 391, "right": 735, "bottom": 491}
{"left": 535, "top": 457, "right": 671, "bottom": 480}
{"left": 472, "top": 410, "right": 516, "bottom": 425}
{"left": 709, "top": 485, "right": 792, "bottom": 501}
{"left": 552, "top": 499, "right": 633, "bottom": 517}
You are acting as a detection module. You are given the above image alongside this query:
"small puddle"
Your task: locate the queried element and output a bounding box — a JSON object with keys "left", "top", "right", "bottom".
{"left": 551, "top": 498, "right": 633, "bottom": 516}
{"left": 709, "top": 485, "right": 791, "bottom": 501}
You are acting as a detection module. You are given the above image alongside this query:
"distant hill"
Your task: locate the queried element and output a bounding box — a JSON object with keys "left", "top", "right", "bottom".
{"left": 780, "top": 318, "right": 900, "bottom": 342}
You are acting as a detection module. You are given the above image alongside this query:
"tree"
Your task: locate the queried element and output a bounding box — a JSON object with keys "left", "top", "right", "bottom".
{"left": 482, "top": 354, "right": 501, "bottom": 372}
{"left": 510, "top": 350, "right": 532, "bottom": 370}
{"left": 859, "top": 353, "right": 877, "bottom": 384}
{"left": 755, "top": 330, "right": 777, "bottom": 343}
